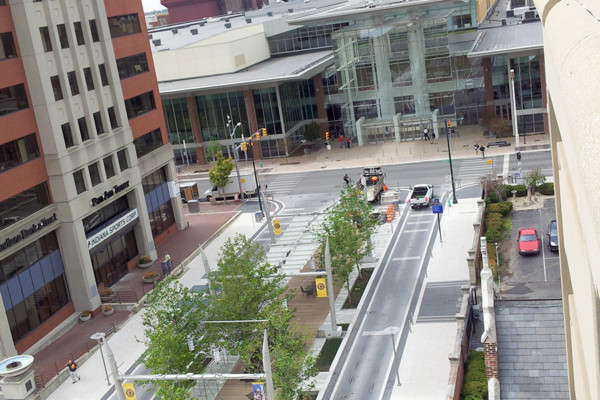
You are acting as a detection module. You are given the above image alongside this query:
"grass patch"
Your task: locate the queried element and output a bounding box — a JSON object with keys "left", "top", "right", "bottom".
{"left": 315, "top": 338, "right": 343, "bottom": 371}
{"left": 342, "top": 268, "right": 374, "bottom": 309}
{"left": 461, "top": 350, "right": 487, "bottom": 400}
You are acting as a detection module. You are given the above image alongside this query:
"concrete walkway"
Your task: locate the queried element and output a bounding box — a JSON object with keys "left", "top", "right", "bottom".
{"left": 36, "top": 126, "right": 549, "bottom": 399}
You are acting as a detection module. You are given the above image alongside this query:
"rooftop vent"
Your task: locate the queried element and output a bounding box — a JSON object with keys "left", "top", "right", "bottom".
{"left": 224, "top": 17, "right": 230, "bottom": 22}
{"left": 191, "top": 28, "right": 198, "bottom": 35}
{"left": 152, "top": 39, "right": 161, "bottom": 46}
{"left": 506, "top": 10, "right": 514, "bottom": 17}
{"left": 245, "top": 17, "right": 252, "bottom": 23}
{"left": 288, "top": 8, "right": 293, "bottom": 13}
{"left": 199, "top": 21, "right": 206, "bottom": 26}
{"left": 225, "top": 22, "right": 232, "bottom": 28}
{"left": 172, "top": 28, "right": 178, "bottom": 34}
{"left": 149, "top": 34, "right": 153, "bottom": 39}
{"left": 267, "top": 11, "right": 273, "bottom": 16}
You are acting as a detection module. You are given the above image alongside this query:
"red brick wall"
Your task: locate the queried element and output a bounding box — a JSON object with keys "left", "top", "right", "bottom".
{"left": 15, "top": 303, "right": 76, "bottom": 354}
{"left": 483, "top": 342, "right": 498, "bottom": 379}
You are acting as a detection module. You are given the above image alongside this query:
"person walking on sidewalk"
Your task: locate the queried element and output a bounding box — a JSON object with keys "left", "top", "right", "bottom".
{"left": 423, "top": 127, "right": 430, "bottom": 141}
{"left": 431, "top": 130, "right": 436, "bottom": 143}
{"left": 164, "top": 253, "right": 172, "bottom": 272}
{"left": 480, "top": 145, "right": 486, "bottom": 159}
{"left": 474, "top": 143, "right": 479, "bottom": 156}
{"left": 66, "top": 360, "right": 81, "bottom": 383}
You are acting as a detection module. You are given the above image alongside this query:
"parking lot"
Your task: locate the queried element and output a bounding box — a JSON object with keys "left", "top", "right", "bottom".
{"left": 501, "top": 198, "right": 562, "bottom": 300}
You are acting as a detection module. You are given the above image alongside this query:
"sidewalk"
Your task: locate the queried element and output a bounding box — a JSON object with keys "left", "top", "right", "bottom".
{"left": 33, "top": 126, "right": 548, "bottom": 399}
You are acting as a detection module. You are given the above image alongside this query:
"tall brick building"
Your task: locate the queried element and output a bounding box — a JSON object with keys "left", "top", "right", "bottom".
{"left": 161, "top": 0, "right": 265, "bottom": 24}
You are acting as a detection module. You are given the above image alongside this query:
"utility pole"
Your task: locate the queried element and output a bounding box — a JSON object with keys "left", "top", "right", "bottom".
{"left": 325, "top": 238, "right": 337, "bottom": 329}
{"left": 445, "top": 119, "right": 458, "bottom": 204}
{"left": 261, "top": 190, "right": 275, "bottom": 243}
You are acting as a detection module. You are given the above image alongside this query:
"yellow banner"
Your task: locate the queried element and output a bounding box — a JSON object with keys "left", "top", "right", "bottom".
{"left": 315, "top": 277, "right": 327, "bottom": 297}
{"left": 273, "top": 219, "right": 282, "bottom": 235}
{"left": 123, "top": 383, "right": 137, "bottom": 400}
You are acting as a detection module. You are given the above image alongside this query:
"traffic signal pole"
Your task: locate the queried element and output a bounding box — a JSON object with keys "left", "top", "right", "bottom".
{"left": 445, "top": 119, "right": 458, "bottom": 204}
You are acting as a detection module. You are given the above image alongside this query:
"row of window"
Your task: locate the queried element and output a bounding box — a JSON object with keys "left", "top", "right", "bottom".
{"left": 0, "top": 84, "right": 28, "bottom": 116}
{"left": 73, "top": 150, "right": 129, "bottom": 195}
{"left": 0, "top": 32, "right": 17, "bottom": 61}
{"left": 51, "top": 64, "right": 109, "bottom": 101}
{"left": 39, "top": 20, "right": 100, "bottom": 53}
{"left": 0, "top": 183, "right": 51, "bottom": 230}
{"left": 61, "top": 107, "right": 118, "bottom": 148}
{"left": 0, "top": 133, "right": 40, "bottom": 173}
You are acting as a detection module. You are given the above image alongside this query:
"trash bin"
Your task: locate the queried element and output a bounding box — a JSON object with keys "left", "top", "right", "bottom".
{"left": 209, "top": 197, "right": 217, "bottom": 205}
{"left": 255, "top": 212, "right": 263, "bottom": 223}
{"left": 187, "top": 199, "right": 200, "bottom": 213}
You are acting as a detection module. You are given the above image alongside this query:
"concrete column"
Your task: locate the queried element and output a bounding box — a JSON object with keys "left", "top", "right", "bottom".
{"left": 312, "top": 73, "right": 329, "bottom": 131}
{"left": 164, "top": 161, "right": 186, "bottom": 230}
{"left": 407, "top": 22, "right": 430, "bottom": 116}
{"left": 0, "top": 294, "right": 17, "bottom": 357}
{"left": 243, "top": 89, "right": 262, "bottom": 161}
{"left": 58, "top": 222, "right": 102, "bottom": 312}
{"left": 186, "top": 95, "right": 206, "bottom": 165}
{"left": 356, "top": 117, "right": 366, "bottom": 147}
{"left": 338, "top": 36, "right": 357, "bottom": 138}
{"left": 129, "top": 187, "right": 157, "bottom": 261}
{"left": 393, "top": 113, "right": 402, "bottom": 142}
{"left": 372, "top": 34, "right": 395, "bottom": 119}
{"left": 275, "top": 85, "right": 286, "bottom": 134}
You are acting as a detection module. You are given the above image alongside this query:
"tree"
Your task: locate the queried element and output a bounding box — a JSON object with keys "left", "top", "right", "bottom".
{"left": 140, "top": 276, "right": 211, "bottom": 399}
{"left": 207, "top": 152, "right": 234, "bottom": 200}
{"left": 276, "top": 138, "right": 292, "bottom": 164}
{"left": 313, "top": 186, "right": 377, "bottom": 302}
{"left": 302, "top": 122, "right": 322, "bottom": 142}
{"left": 524, "top": 168, "right": 546, "bottom": 200}
{"left": 205, "top": 138, "right": 225, "bottom": 163}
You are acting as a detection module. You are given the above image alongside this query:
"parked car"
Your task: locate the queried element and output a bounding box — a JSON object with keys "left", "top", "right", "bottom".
{"left": 547, "top": 220, "right": 559, "bottom": 252}
{"left": 518, "top": 228, "right": 540, "bottom": 255}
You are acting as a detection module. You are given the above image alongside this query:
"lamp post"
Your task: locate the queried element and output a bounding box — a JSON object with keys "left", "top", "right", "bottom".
{"left": 90, "top": 332, "right": 110, "bottom": 386}
{"left": 445, "top": 119, "right": 458, "bottom": 204}
{"left": 509, "top": 69, "right": 522, "bottom": 175}
{"left": 249, "top": 143, "right": 263, "bottom": 215}
{"left": 227, "top": 116, "right": 244, "bottom": 202}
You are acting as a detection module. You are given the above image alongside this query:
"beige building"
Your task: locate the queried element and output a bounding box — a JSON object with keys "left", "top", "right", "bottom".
{"left": 536, "top": 0, "right": 600, "bottom": 398}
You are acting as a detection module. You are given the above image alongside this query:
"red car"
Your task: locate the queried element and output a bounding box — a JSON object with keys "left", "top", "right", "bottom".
{"left": 518, "top": 228, "right": 540, "bottom": 255}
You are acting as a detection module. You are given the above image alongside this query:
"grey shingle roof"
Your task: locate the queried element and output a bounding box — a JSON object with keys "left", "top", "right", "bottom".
{"left": 496, "top": 300, "right": 569, "bottom": 399}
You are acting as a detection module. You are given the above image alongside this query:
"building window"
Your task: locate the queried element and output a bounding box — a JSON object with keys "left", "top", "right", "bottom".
{"left": 134, "top": 129, "right": 162, "bottom": 158}
{"left": 108, "top": 107, "right": 119, "bottom": 129}
{"left": 74, "top": 21, "right": 85, "bottom": 45}
{"left": 89, "top": 20, "right": 100, "bottom": 42}
{"left": 57, "top": 24, "right": 69, "bottom": 49}
{"left": 73, "top": 169, "right": 86, "bottom": 194}
{"left": 107, "top": 14, "right": 141, "bottom": 38}
{"left": 61, "top": 123, "right": 74, "bottom": 148}
{"left": 51, "top": 75, "right": 63, "bottom": 101}
{"left": 117, "top": 149, "right": 128, "bottom": 171}
{"left": 98, "top": 64, "right": 109, "bottom": 86}
{"left": 1, "top": 231, "right": 70, "bottom": 344}
{"left": 0, "top": 133, "right": 40, "bottom": 172}
{"left": 40, "top": 27, "right": 52, "bottom": 52}
{"left": 84, "top": 67, "right": 94, "bottom": 91}
{"left": 67, "top": 71, "right": 79, "bottom": 96}
{"left": 116, "top": 53, "right": 149, "bottom": 79}
{"left": 93, "top": 111, "right": 104, "bottom": 135}
{"left": 78, "top": 117, "right": 89, "bottom": 141}
{"left": 103, "top": 156, "right": 115, "bottom": 179}
{"left": 0, "top": 84, "right": 28, "bottom": 116}
{"left": 0, "top": 32, "right": 17, "bottom": 60}
{"left": 195, "top": 92, "right": 248, "bottom": 142}
{"left": 124, "top": 91, "right": 155, "bottom": 119}
{"left": 142, "top": 168, "right": 175, "bottom": 238}
{"left": 89, "top": 162, "right": 101, "bottom": 186}
{"left": 0, "top": 183, "right": 50, "bottom": 229}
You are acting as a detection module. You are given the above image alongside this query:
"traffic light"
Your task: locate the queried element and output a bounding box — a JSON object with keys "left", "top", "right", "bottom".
{"left": 325, "top": 131, "right": 330, "bottom": 140}
{"left": 241, "top": 142, "right": 247, "bottom": 152}
{"left": 262, "top": 128, "right": 267, "bottom": 136}
{"left": 255, "top": 132, "right": 260, "bottom": 141}
{"left": 446, "top": 120, "right": 452, "bottom": 128}
{"left": 516, "top": 151, "right": 522, "bottom": 161}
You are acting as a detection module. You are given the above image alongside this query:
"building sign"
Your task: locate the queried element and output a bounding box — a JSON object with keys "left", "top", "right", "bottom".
{"left": 91, "top": 181, "right": 130, "bottom": 206}
{"left": 0, "top": 213, "right": 58, "bottom": 253}
{"left": 87, "top": 208, "right": 138, "bottom": 250}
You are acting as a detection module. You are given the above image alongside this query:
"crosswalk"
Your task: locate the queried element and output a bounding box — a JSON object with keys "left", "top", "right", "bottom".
{"left": 457, "top": 157, "right": 496, "bottom": 184}
{"left": 264, "top": 172, "right": 308, "bottom": 195}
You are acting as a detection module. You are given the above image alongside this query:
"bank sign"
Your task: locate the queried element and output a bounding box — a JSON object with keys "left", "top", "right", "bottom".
{"left": 87, "top": 208, "right": 138, "bottom": 250}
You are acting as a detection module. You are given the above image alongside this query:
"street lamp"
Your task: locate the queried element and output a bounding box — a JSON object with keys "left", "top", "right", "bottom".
{"left": 509, "top": 69, "right": 523, "bottom": 175}
{"left": 445, "top": 119, "right": 458, "bottom": 204}
{"left": 226, "top": 116, "right": 244, "bottom": 202}
{"left": 90, "top": 332, "right": 110, "bottom": 386}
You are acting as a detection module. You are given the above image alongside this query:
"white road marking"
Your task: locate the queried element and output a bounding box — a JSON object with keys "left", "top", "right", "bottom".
{"left": 392, "top": 256, "right": 421, "bottom": 261}
{"left": 404, "top": 229, "right": 429, "bottom": 233}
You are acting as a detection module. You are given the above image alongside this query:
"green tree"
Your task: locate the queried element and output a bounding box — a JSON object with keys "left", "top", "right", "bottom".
{"left": 524, "top": 167, "right": 546, "bottom": 199}
{"left": 314, "top": 186, "right": 377, "bottom": 301}
{"left": 302, "top": 122, "right": 322, "bottom": 142}
{"left": 140, "top": 276, "right": 211, "bottom": 399}
{"left": 205, "top": 138, "right": 225, "bottom": 163}
{"left": 207, "top": 152, "right": 234, "bottom": 199}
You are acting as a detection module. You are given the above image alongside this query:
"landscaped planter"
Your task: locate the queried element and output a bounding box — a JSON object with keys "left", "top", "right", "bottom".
{"left": 137, "top": 256, "right": 153, "bottom": 268}
{"left": 143, "top": 273, "right": 159, "bottom": 284}
{"left": 79, "top": 312, "right": 91, "bottom": 322}
{"left": 102, "top": 306, "right": 114, "bottom": 316}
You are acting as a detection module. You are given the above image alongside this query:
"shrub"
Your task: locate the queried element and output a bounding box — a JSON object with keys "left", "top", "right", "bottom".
{"left": 102, "top": 305, "right": 112, "bottom": 312}
{"left": 80, "top": 310, "right": 91, "bottom": 317}
{"left": 513, "top": 184, "right": 527, "bottom": 197}
{"left": 501, "top": 184, "right": 526, "bottom": 198}
{"left": 485, "top": 212, "right": 503, "bottom": 222}
{"left": 485, "top": 191, "right": 499, "bottom": 204}
{"left": 538, "top": 182, "right": 554, "bottom": 195}
{"left": 488, "top": 202, "right": 512, "bottom": 216}
{"left": 499, "top": 201, "right": 513, "bottom": 213}
{"left": 138, "top": 256, "right": 152, "bottom": 264}
{"left": 486, "top": 228, "right": 502, "bottom": 243}
{"left": 99, "top": 287, "right": 114, "bottom": 296}
{"left": 144, "top": 272, "right": 158, "bottom": 279}
{"left": 462, "top": 351, "right": 487, "bottom": 400}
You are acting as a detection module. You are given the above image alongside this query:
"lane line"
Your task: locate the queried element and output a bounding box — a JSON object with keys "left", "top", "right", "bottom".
{"left": 392, "top": 256, "right": 421, "bottom": 261}
{"left": 403, "top": 229, "right": 429, "bottom": 233}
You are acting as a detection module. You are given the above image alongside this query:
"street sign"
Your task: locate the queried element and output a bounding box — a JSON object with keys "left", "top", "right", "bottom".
{"left": 123, "top": 383, "right": 137, "bottom": 400}
{"left": 273, "top": 219, "right": 282, "bottom": 235}
{"left": 432, "top": 199, "right": 443, "bottom": 214}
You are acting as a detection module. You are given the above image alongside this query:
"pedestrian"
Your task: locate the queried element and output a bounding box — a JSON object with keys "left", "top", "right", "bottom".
{"left": 480, "top": 145, "right": 486, "bottom": 159}
{"left": 431, "top": 131, "right": 436, "bottom": 142}
{"left": 339, "top": 135, "right": 344, "bottom": 148}
{"left": 346, "top": 137, "right": 351, "bottom": 148}
{"left": 66, "top": 360, "right": 81, "bottom": 383}
{"left": 423, "top": 127, "right": 430, "bottom": 141}
{"left": 164, "top": 253, "right": 172, "bottom": 272}
{"left": 474, "top": 143, "right": 479, "bottom": 156}
{"left": 343, "top": 173, "right": 350, "bottom": 185}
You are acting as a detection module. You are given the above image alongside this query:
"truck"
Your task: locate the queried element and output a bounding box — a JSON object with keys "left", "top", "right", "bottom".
{"left": 204, "top": 172, "right": 258, "bottom": 201}
{"left": 408, "top": 184, "right": 434, "bottom": 208}
{"left": 356, "top": 167, "right": 386, "bottom": 203}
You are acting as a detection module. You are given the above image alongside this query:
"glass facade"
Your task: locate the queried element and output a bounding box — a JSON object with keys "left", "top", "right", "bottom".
{"left": 280, "top": 80, "right": 318, "bottom": 131}
{"left": 253, "top": 88, "right": 282, "bottom": 135}
{"left": 195, "top": 91, "right": 248, "bottom": 141}
{"left": 0, "top": 183, "right": 50, "bottom": 230}
{"left": 0, "top": 84, "right": 28, "bottom": 116}
{"left": 142, "top": 167, "right": 175, "bottom": 237}
{"left": 267, "top": 23, "right": 347, "bottom": 55}
{"left": 0, "top": 133, "right": 40, "bottom": 173}
{"left": 0, "top": 231, "right": 70, "bottom": 343}
{"left": 107, "top": 14, "right": 141, "bottom": 38}
{"left": 134, "top": 128, "right": 163, "bottom": 158}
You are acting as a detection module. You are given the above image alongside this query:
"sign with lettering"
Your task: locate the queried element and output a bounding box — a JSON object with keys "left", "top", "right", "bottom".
{"left": 90, "top": 181, "right": 130, "bottom": 206}
{"left": 87, "top": 208, "right": 138, "bottom": 250}
{"left": 0, "top": 214, "right": 58, "bottom": 253}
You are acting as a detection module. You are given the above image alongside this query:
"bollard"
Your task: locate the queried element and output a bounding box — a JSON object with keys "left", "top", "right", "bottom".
{"left": 259, "top": 161, "right": 263, "bottom": 168}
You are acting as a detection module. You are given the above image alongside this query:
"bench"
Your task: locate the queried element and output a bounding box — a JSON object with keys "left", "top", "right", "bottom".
{"left": 300, "top": 285, "right": 316, "bottom": 297}
{"left": 487, "top": 140, "right": 511, "bottom": 147}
